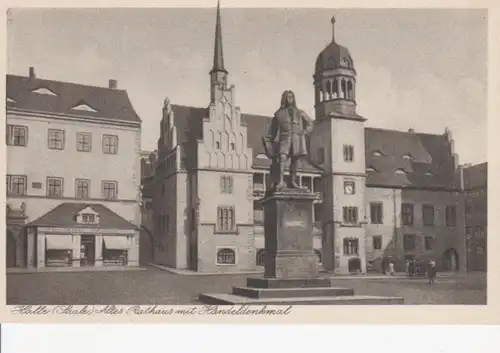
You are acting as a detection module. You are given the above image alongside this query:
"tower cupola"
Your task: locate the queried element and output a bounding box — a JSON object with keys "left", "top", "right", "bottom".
{"left": 313, "top": 16, "right": 357, "bottom": 118}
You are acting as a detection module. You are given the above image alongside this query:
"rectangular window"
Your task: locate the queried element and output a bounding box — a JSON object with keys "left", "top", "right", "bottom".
{"left": 424, "top": 236, "right": 433, "bottom": 250}
{"left": 466, "top": 200, "right": 473, "bottom": 214}
{"left": 6, "top": 175, "right": 27, "bottom": 195}
{"left": 103, "top": 134, "right": 118, "bottom": 154}
{"left": 102, "top": 180, "right": 118, "bottom": 200}
{"left": 220, "top": 175, "right": 233, "bottom": 194}
{"left": 372, "top": 235, "right": 382, "bottom": 250}
{"left": 253, "top": 200, "right": 264, "bottom": 226}
{"left": 343, "top": 238, "right": 359, "bottom": 255}
{"left": 48, "top": 129, "right": 65, "bottom": 150}
{"left": 342, "top": 206, "right": 358, "bottom": 224}
{"left": 302, "top": 176, "right": 312, "bottom": 191}
{"left": 445, "top": 206, "right": 457, "bottom": 226}
{"left": 343, "top": 144, "right": 354, "bottom": 162}
{"left": 317, "top": 147, "right": 325, "bottom": 164}
{"left": 253, "top": 173, "right": 264, "bottom": 190}
{"left": 401, "top": 203, "right": 414, "bottom": 226}
{"left": 422, "top": 204, "right": 435, "bottom": 226}
{"left": 370, "top": 202, "right": 383, "bottom": 224}
{"left": 403, "top": 234, "right": 416, "bottom": 251}
{"left": 76, "top": 132, "right": 92, "bottom": 152}
{"left": 164, "top": 214, "right": 170, "bottom": 232}
{"left": 217, "top": 206, "right": 235, "bottom": 232}
{"left": 313, "top": 203, "right": 323, "bottom": 228}
{"left": 313, "top": 177, "right": 321, "bottom": 193}
{"left": 75, "top": 179, "right": 90, "bottom": 199}
{"left": 6, "top": 125, "right": 28, "bottom": 146}
{"left": 81, "top": 214, "right": 95, "bottom": 223}
{"left": 47, "top": 177, "right": 64, "bottom": 197}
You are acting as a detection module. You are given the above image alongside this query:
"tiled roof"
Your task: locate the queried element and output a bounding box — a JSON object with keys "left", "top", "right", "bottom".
{"left": 6, "top": 74, "right": 141, "bottom": 123}
{"left": 365, "top": 128, "right": 457, "bottom": 189}
{"left": 172, "top": 105, "right": 206, "bottom": 143}
{"left": 166, "top": 104, "right": 457, "bottom": 189}
{"left": 463, "top": 162, "right": 487, "bottom": 190}
{"left": 29, "top": 203, "right": 136, "bottom": 230}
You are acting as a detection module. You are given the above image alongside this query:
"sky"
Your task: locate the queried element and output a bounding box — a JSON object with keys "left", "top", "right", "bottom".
{"left": 7, "top": 8, "right": 488, "bottom": 165}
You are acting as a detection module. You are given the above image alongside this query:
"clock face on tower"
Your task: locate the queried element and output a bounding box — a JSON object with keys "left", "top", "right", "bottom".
{"left": 344, "top": 181, "right": 355, "bottom": 195}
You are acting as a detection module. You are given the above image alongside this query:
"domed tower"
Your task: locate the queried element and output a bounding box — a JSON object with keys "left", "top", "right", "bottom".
{"left": 309, "top": 16, "right": 367, "bottom": 275}
{"left": 314, "top": 16, "right": 357, "bottom": 119}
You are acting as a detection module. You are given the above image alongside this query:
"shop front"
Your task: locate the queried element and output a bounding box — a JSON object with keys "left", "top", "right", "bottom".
{"left": 27, "top": 203, "right": 139, "bottom": 269}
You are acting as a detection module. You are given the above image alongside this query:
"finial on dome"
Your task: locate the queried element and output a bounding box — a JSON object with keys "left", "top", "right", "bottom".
{"left": 331, "top": 15, "right": 336, "bottom": 42}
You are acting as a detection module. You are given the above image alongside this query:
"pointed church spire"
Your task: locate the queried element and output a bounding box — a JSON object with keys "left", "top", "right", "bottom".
{"left": 210, "top": 0, "right": 227, "bottom": 74}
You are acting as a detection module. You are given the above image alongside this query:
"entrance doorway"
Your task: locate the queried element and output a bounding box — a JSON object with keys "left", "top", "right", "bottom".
{"left": 80, "top": 235, "right": 96, "bottom": 266}
{"left": 6, "top": 230, "right": 16, "bottom": 268}
{"left": 348, "top": 257, "right": 361, "bottom": 273}
{"left": 442, "top": 248, "right": 459, "bottom": 271}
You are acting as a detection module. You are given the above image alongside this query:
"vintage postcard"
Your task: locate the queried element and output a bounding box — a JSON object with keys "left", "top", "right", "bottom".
{"left": 1, "top": 1, "right": 499, "bottom": 324}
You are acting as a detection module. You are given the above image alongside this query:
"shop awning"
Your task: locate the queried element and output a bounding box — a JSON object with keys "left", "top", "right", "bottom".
{"left": 103, "top": 236, "right": 129, "bottom": 250}
{"left": 45, "top": 235, "right": 73, "bottom": 250}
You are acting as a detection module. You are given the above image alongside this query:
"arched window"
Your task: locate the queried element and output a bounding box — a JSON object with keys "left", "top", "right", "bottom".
{"left": 332, "top": 79, "right": 339, "bottom": 98}
{"left": 341, "top": 78, "right": 347, "bottom": 98}
{"left": 217, "top": 248, "right": 236, "bottom": 265}
{"left": 328, "top": 80, "right": 333, "bottom": 100}
{"left": 256, "top": 249, "right": 265, "bottom": 266}
{"left": 347, "top": 80, "right": 354, "bottom": 100}
{"left": 314, "top": 249, "right": 322, "bottom": 264}
{"left": 230, "top": 142, "right": 235, "bottom": 151}
{"left": 215, "top": 141, "right": 220, "bottom": 150}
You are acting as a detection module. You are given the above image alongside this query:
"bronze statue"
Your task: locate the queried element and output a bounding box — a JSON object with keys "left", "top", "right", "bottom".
{"left": 262, "top": 90, "right": 315, "bottom": 191}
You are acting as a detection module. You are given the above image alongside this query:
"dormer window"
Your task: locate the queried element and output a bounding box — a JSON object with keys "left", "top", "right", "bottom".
{"left": 373, "top": 151, "right": 384, "bottom": 157}
{"left": 366, "top": 165, "right": 378, "bottom": 173}
{"left": 402, "top": 153, "right": 413, "bottom": 160}
{"left": 76, "top": 206, "right": 100, "bottom": 225}
{"left": 256, "top": 153, "right": 268, "bottom": 160}
{"left": 395, "top": 168, "right": 406, "bottom": 175}
{"left": 82, "top": 214, "right": 95, "bottom": 223}
{"left": 32, "top": 87, "right": 58, "bottom": 96}
{"left": 425, "top": 171, "right": 433, "bottom": 176}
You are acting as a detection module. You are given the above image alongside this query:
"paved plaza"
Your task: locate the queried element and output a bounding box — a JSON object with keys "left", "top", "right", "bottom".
{"left": 6, "top": 267, "right": 486, "bottom": 305}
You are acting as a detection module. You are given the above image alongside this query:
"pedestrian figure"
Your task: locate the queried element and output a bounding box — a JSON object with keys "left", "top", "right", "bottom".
{"left": 428, "top": 260, "right": 437, "bottom": 284}
{"left": 405, "top": 260, "right": 410, "bottom": 277}
{"left": 388, "top": 261, "right": 395, "bottom": 276}
{"left": 409, "top": 260, "right": 415, "bottom": 277}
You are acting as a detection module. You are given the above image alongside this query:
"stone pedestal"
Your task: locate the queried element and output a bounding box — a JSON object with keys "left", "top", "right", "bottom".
{"left": 198, "top": 188, "right": 404, "bottom": 305}
{"left": 262, "top": 188, "right": 319, "bottom": 279}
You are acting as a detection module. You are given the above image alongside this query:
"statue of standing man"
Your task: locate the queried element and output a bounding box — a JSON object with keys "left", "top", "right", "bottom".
{"left": 262, "top": 90, "right": 315, "bottom": 191}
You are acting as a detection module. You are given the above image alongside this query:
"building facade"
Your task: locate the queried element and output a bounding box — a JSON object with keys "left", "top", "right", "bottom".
{"left": 462, "top": 162, "right": 487, "bottom": 271}
{"left": 142, "top": 7, "right": 470, "bottom": 274}
{"left": 6, "top": 69, "right": 142, "bottom": 268}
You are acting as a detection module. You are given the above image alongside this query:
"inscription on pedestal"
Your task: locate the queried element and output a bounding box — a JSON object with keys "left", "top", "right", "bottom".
{"left": 261, "top": 189, "right": 319, "bottom": 279}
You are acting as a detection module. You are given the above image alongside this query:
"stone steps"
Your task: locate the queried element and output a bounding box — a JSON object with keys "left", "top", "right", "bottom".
{"left": 199, "top": 293, "right": 403, "bottom": 305}
{"left": 232, "top": 286, "right": 354, "bottom": 299}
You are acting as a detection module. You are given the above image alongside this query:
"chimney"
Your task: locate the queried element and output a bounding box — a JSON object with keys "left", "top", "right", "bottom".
{"left": 109, "top": 79, "right": 117, "bottom": 89}
{"left": 29, "top": 66, "right": 35, "bottom": 79}
{"left": 408, "top": 128, "right": 415, "bottom": 133}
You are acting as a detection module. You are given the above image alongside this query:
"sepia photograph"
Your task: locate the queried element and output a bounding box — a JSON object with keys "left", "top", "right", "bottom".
{"left": 5, "top": 5, "right": 488, "bottom": 308}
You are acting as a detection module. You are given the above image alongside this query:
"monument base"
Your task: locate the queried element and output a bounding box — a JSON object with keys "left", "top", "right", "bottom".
{"left": 198, "top": 188, "right": 403, "bottom": 305}
{"left": 198, "top": 276, "right": 404, "bottom": 305}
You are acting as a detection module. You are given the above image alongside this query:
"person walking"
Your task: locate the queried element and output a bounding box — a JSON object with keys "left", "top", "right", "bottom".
{"left": 388, "top": 261, "right": 395, "bottom": 276}
{"left": 405, "top": 260, "right": 410, "bottom": 277}
{"left": 428, "top": 260, "right": 437, "bottom": 284}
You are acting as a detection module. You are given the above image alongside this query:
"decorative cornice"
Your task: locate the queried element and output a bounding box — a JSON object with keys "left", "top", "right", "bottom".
{"left": 7, "top": 107, "right": 141, "bottom": 129}
{"left": 7, "top": 194, "right": 139, "bottom": 204}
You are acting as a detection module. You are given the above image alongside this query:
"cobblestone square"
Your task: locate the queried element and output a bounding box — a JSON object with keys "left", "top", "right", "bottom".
{"left": 6, "top": 268, "right": 487, "bottom": 305}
